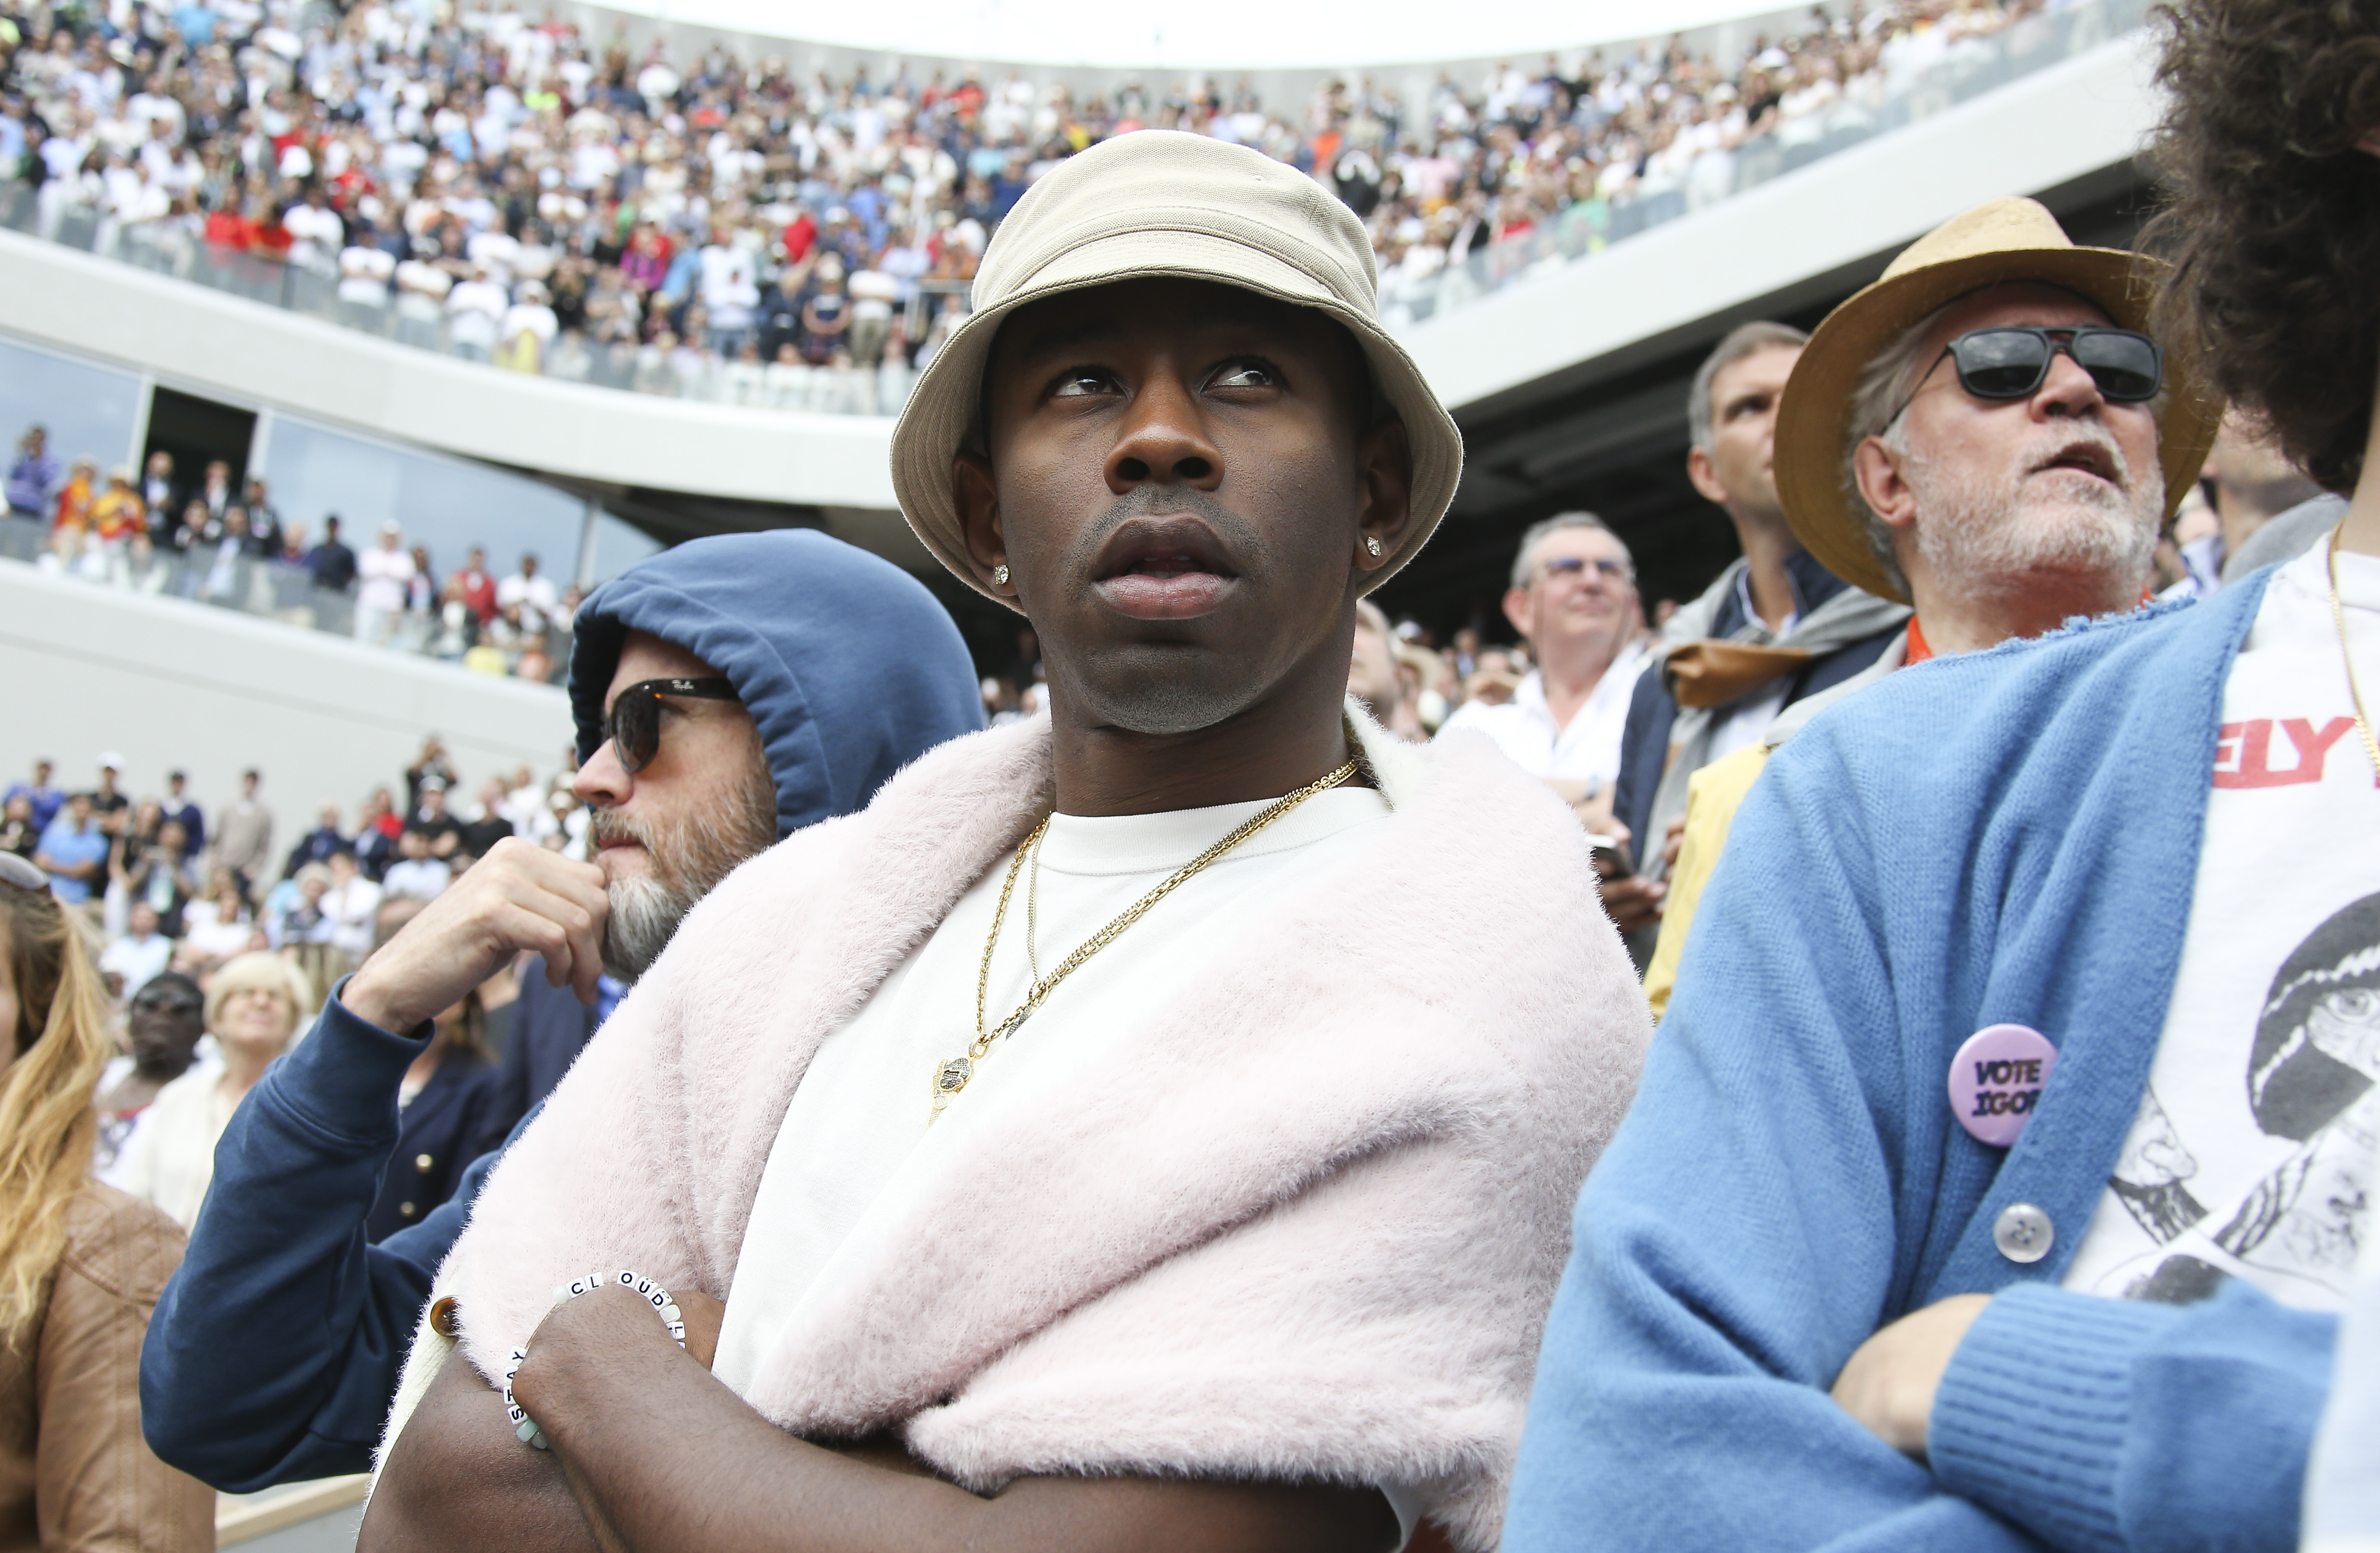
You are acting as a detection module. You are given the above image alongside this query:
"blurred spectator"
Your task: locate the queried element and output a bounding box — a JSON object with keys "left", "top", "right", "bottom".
{"left": 104, "top": 951, "right": 312, "bottom": 1230}
{"left": 194, "top": 460, "right": 231, "bottom": 528}
{"left": 90, "top": 466, "right": 145, "bottom": 546}
{"left": 404, "top": 780, "right": 463, "bottom": 860}
{"left": 178, "top": 870, "right": 257, "bottom": 960}
{"left": 32, "top": 790, "right": 107, "bottom": 909}
{"left": 2196, "top": 410, "right": 2329, "bottom": 590}
{"left": 159, "top": 768, "right": 204, "bottom": 858}
{"left": 458, "top": 779, "right": 515, "bottom": 858}
{"left": 139, "top": 449, "right": 174, "bottom": 522}
{"left": 321, "top": 847, "right": 382, "bottom": 963}
{"left": 114, "top": 818, "right": 197, "bottom": 938}
{"left": 497, "top": 551, "right": 558, "bottom": 635}
{"left": 1440, "top": 513, "right": 1649, "bottom": 800}
{"left": 0, "top": 794, "right": 36, "bottom": 862}
{"left": 243, "top": 476, "right": 283, "bottom": 555}
{"left": 3, "top": 759, "right": 62, "bottom": 832}
{"left": 451, "top": 545, "right": 499, "bottom": 627}
{"left": 5, "top": 423, "right": 57, "bottom": 517}
{"left": 1348, "top": 597, "right": 1418, "bottom": 739}
{"left": 86, "top": 753, "right": 129, "bottom": 833}
{"left": 354, "top": 521, "right": 414, "bottom": 645}
{"left": 94, "top": 971, "right": 206, "bottom": 1170}
{"left": 380, "top": 827, "right": 451, "bottom": 902}
{"left": 404, "top": 737, "right": 458, "bottom": 812}
{"left": 99, "top": 898, "right": 173, "bottom": 994}
{"left": 354, "top": 787, "right": 401, "bottom": 880}
{"left": 212, "top": 767, "right": 273, "bottom": 891}
{"left": 306, "top": 513, "right": 359, "bottom": 593}
{"left": 51, "top": 457, "right": 94, "bottom": 535}
{"left": 282, "top": 804, "right": 349, "bottom": 876}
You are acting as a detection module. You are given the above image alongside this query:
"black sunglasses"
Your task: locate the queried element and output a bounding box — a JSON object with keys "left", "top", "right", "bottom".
{"left": 604, "top": 677, "right": 740, "bottom": 775}
{"left": 1893, "top": 326, "right": 2163, "bottom": 426}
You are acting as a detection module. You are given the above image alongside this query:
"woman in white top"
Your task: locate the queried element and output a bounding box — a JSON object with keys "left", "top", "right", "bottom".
{"left": 178, "top": 871, "right": 260, "bottom": 962}
{"left": 322, "top": 848, "right": 384, "bottom": 965}
{"left": 104, "top": 952, "right": 311, "bottom": 1230}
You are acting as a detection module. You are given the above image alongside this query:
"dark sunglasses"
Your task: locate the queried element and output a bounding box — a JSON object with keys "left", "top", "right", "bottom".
{"left": 1895, "top": 327, "right": 2163, "bottom": 425}
{"left": 604, "top": 677, "right": 739, "bottom": 775}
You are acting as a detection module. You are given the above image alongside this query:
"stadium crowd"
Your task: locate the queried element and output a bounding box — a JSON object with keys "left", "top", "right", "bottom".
{"left": 0, "top": 0, "right": 2078, "bottom": 405}
{"left": 5, "top": 426, "right": 583, "bottom": 678}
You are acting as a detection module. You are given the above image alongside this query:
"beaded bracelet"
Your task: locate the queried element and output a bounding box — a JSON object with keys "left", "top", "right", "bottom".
{"left": 503, "top": 1269, "right": 687, "bottom": 1450}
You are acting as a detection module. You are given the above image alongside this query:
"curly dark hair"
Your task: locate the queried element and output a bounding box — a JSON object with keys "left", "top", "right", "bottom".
{"left": 2142, "top": 0, "right": 2380, "bottom": 494}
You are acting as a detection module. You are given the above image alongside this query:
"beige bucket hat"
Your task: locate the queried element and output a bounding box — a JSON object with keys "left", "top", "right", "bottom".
{"left": 1774, "top": 197, "right": 2221, "bottom": 604}
{"left": 889, "top": 130, "right": 1464, "bottom": 610}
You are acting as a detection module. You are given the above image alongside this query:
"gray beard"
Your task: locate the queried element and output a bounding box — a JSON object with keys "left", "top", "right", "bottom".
{"left": 594, "top": 754, "right": 778, "bottom": 980}
{"left": 1906, "top": 424, "right": 2164, "bottom": 605}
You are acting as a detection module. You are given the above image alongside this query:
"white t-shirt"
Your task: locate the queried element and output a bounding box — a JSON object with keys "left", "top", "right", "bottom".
{"left": 710, "top": 786, "right": 1417, "bottom": 1536}
{"left": 357, "top": 544, "right": 416, "bottom": 613}
{"left": 99, "top": 931, "right": 172, "bottom": 995}
{"left": 2064, "top": 539, "right": 2380, "bottom": 1311}
{"left": 381, "top": 856, "right": 451, "bottom": 901}
{"left": 1437, "top": 644, "right": 1653, "bottom": 791}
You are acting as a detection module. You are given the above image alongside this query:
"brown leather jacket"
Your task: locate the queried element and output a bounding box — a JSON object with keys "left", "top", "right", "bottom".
{"left": 0, "top": 1184, "right": 214, "bottom": 1552}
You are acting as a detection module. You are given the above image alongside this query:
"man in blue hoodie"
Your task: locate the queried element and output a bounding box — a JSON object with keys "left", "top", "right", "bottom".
{"left": 140, "top": 528, "right": 983, "bottom": 1491}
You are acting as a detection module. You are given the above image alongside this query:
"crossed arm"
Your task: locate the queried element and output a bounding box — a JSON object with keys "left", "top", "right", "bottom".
{"left": 362, "top": 1287, "right": 1402, "bottom": 1553}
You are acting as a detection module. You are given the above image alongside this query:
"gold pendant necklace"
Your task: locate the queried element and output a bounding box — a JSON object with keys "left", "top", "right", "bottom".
{"left": 2329, "top": 523, "right": 2380, "bottom": 781}
{"left": 929, "top": 742, "right": 1364, "bottom": 1121}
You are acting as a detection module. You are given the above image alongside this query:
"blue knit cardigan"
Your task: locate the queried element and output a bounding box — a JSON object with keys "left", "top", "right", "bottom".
{"left": 1504, "top": 572, "right": 2338, "bottom": 1553}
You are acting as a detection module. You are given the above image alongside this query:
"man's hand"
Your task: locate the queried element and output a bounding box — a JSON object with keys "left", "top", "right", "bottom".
{"left": 1829, "top": 1293, "right": 1991, "bottom": 1459}
{"left": 1589, "top": 821, "right": 1666, "bottom": 934}
{"left": 1598, "top": 874, "right": 1666, "bottom": 934}
{"left": 342, "top": 838, "right": 609, "bottom": 1034}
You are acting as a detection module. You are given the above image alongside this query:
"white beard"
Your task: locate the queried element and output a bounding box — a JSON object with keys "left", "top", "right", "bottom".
{"left": 1906, "top": 423, "right": 2164, "bottom": 604}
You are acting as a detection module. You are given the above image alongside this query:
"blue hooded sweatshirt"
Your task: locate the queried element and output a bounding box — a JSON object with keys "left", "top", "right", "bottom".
{"left": 141, "top": 530, "right": 982, "bottom": 1491}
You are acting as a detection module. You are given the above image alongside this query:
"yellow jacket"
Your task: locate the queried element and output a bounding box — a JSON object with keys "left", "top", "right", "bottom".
{"left": 1643, "top": 631, "right": 1910, "bottom": 1017}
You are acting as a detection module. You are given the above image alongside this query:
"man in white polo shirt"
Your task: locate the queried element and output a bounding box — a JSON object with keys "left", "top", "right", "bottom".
{"left": 1439, "top": 512, "right": 1650, "bottom": 803}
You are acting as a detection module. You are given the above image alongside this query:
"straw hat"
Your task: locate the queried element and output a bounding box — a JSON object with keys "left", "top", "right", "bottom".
{"left": 1774, "top": 197, "right": 2221, "bottom": 604}
{"left": 889, "top": 130, "right": 1463, "bottom": 610}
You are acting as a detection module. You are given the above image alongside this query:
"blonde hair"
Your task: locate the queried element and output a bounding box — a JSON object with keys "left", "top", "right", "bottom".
{"left": 204, "top": 951, "right": 314, "bottom": 1034}
{"left": 0, "top": 885, "right": 114, "bottom": 1348}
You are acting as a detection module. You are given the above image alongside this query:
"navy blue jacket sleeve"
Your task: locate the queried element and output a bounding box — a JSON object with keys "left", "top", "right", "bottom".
{"left": 139, "top": 981, "right": 530, "bottom": 1490}
{"left": 1610, "top": 664, "right": 1676, "bottom": 856}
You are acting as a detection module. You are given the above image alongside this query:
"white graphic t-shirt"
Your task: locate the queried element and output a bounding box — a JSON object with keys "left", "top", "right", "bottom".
{"left": 2064, "top": 537, "right": 2380, "bottom": 1312}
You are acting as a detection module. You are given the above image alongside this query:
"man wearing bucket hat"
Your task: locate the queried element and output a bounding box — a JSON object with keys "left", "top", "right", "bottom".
{"left": 1637, "top": 197, "right": 2218, "bottom": 1014}
{"left": 364, "top": 131, "right": 1647, "bottom": 1553}
{"left": 1504, "top": 195, "right": 2342, "bottom": 1552}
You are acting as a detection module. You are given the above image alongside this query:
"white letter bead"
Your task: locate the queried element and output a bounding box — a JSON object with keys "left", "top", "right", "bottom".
{"left": 660, "top": 1303, "right": 682, "bottom": 1323}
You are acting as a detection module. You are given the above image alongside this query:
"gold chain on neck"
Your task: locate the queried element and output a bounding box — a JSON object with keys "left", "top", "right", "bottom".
{"left": 929, "top": 744, "right": 1362, "bottom": 1120}
{"left": 2330, "top": 523, "right": 2380, "bottom": 781}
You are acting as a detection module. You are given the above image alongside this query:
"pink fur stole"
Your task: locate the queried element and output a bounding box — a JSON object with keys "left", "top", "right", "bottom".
{"left": 430, "top": 709, "right": 1649, "bottom": 1550}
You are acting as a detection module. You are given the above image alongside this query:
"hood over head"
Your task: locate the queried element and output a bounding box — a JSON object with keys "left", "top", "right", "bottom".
{"left": 569, "top": 530, "right": 984, "bottom": 838}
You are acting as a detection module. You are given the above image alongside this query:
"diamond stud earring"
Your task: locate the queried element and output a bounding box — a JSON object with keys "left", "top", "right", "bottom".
{"left": 992, "top": 564, "right": 1010, "bottom": 585}
{"left": 1364, "top": 536, "right": 1383, "bottom": 557}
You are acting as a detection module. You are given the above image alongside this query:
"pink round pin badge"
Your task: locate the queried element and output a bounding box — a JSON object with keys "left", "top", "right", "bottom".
{"left": 1948, "top": 1024, "right": 2059, "bottom": 1147}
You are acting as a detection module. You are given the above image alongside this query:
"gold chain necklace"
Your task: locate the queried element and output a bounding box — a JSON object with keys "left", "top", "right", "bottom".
{"left": 929, "top": 748, "right": 1362, "bottom": 1120}
{"left": 2329, "top": 523, "right": 2380, "bottom": 780}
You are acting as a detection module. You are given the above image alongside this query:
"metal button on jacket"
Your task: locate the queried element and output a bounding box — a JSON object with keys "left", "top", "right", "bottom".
{"left": 399, "top": 1201, "right": 418, "bottom": 1219}
{"left": 416, "top": 1153, "right": 434, "bottom": 1172}
{"left": 1993, "top": 1202, "right": 2053, "bottom": 1264}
